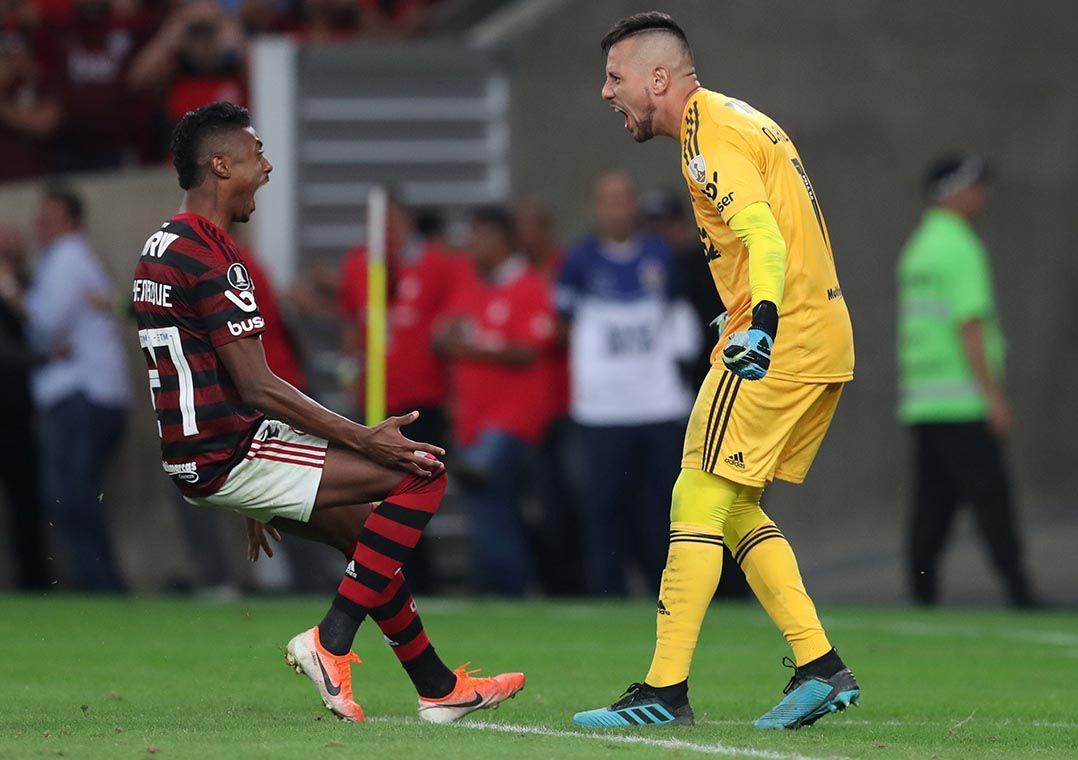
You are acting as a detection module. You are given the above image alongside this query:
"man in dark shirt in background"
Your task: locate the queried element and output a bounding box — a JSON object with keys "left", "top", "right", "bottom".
{"left": 0, "top": 224, "right": 49, "bottom": 589}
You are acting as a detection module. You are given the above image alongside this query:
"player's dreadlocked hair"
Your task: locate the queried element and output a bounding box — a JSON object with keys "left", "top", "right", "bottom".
{"left": 600, "top": 11, "right": 693, "bottom": 58}
{"left": 170, "top": 101, "right": 251, "bottom": 190}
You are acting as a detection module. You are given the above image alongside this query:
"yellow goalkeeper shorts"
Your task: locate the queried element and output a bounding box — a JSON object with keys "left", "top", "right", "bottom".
{"left": 681, "top": 365, "right": 845, "bottom": 487}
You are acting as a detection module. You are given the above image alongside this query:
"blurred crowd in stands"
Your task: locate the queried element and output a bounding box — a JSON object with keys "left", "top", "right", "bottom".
{"left": 0, "top": 0, "right": 441, "bottom": 182}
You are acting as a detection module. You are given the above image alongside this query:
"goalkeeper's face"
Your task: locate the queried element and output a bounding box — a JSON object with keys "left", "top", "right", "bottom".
{"left": 602, "top": 44, "right": 657, "bottom": 143}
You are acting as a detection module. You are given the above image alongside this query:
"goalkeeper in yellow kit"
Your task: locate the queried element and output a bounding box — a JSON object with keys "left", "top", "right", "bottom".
{"left": 574, "top": 12, "right": 860, "bottom": 730}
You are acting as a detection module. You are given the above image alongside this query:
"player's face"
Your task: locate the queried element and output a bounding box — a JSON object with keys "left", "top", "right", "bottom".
{"left": 231, "top": 127, "right": 273, "bottom": 223}
{"left": 602, "top": 42, "right": 657, "bottom": 143}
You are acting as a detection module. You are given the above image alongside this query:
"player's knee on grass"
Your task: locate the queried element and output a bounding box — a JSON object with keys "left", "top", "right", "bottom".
{"left": 669, "top": 469, "right": 755, "bottom": 532}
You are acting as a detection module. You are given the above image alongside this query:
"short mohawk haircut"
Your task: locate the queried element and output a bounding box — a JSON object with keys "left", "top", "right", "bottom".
{"left": 170, "top": 101, "right": 251, "bottom": 191}
{"left": 600, "top": 11, "right": 692, "bottom": 57}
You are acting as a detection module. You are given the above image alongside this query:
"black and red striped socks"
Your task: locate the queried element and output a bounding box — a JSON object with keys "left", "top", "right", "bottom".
{"left": 318, "top": 471, "right": 455, "bottom": 697}
{"left": 339, "top": 469, "right": 446, "bottom": 608}
{"left": 368, "top": 571, "right": 456, "bottom": 698}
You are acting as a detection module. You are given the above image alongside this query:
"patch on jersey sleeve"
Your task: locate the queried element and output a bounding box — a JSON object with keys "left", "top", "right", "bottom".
{"left": 688, "top": 154, "right": 707, "bottom": 185}
{"left": 227, "top": 262, "right": 253, "bottom": 291}
{"left": 224, "top": 290, "right": 258, "bottom": 313}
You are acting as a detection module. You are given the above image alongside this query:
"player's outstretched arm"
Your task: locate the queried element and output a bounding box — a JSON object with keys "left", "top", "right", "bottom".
{"left": 722, "top": 202, "right": 787, "bottom": 381}
{"left": 217, "top": 335, "right": 444, "bottom": 476}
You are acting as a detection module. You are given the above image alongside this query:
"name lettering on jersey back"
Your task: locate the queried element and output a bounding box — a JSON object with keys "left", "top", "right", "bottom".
{"left": 141, "top": 231, "right": 180, "bottom": 258}
{"left": 228, "top": 316, "right": 264, "bottom": 336}
{"left": 132, "top": 279, "right": 173, "bottom": 307}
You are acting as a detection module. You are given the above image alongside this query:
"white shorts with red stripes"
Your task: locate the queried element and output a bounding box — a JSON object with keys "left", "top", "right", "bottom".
{"left": 184, "top": 418, "right": 328, "bottom": 524}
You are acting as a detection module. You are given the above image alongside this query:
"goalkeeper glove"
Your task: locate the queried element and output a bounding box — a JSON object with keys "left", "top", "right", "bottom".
{"left": 722, "top": 301, "right": 778, "bottom": 381}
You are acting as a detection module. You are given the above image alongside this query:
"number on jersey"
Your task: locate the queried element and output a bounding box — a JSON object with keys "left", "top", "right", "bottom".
{"left": 138, "top": 326, "right": 198, "bottom": 436}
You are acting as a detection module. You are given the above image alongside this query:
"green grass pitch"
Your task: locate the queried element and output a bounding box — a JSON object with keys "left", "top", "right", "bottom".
{"left": 1, "top": 596, "right": 1076, "bottom": 759}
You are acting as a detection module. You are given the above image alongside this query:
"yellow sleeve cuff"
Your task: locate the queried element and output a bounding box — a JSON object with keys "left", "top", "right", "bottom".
{"left": 728, "top": 201, "right": 787, "bottom": 309}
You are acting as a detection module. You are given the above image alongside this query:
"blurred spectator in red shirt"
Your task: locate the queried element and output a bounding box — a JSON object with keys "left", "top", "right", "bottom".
{"left": 338, "top": 196, "right": 459, "bottom": 593}
{"left": 515, "top": 196, "right": 568, "bottom": 418}
{"left": 414, "top": 206, "right": 450, "bottom": 250}
{"left": 35, "top": 0, "right": 146, "bottom": 172}
{"left": 358, "top": 0, "right": 437, "bottom": 38}
{"left": 294, "top": 0, "right": 360, "bottom": 42}
{"left": 513, "top": 196, "right": 584, "bottom": 595}
{"left": 434, "top": 206, "right": 557, "bottom": 596}
{"left": 337, "top": 195, "right": 459, "bottom": 445}
{"left": 239, "top": 0, "right": 298, "bottom": 36}
{"left": 128, "top": 1, "right": 246, "bottom": 140}
{"left": 28, "top": 0, "right": 71, "bottom": 25}
{"left": 516, "top": 196, "right": 562, "bottom": 280}
{"left": 0, "top": 27, "right": 59, "bottom": 182}
{"left": 238, "top": 244, "right": 307, "bottom": 391}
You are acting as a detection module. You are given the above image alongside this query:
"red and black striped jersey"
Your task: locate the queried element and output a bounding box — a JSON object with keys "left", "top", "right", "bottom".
{"left": 132, "top": 212, "right": 266, "bottom": 497}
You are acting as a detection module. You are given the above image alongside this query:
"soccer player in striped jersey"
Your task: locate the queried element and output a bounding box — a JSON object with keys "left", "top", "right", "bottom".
{"left": 131, "top": 101, "right": 523, "bottom": 724}
{"left": 573, "top": 13, "right": 859, "bottom": 730}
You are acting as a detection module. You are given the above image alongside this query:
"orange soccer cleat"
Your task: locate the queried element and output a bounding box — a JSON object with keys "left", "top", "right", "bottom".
{"left": 416, "top": 662, "right": 526, "bottom": 724}
{"left": 285, "top": 626, "right": 366, "bottom": 722}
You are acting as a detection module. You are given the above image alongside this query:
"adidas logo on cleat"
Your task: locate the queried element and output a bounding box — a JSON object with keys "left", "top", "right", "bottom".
{"left": 724, "top": 451, "right": 746, "bottom": 469}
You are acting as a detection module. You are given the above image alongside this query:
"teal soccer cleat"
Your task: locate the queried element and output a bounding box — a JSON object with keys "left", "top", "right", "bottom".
{"left": 573, "top": 683, "right": 694, "bottom": 728}
{"left": 754, "top": 657, "right": 860, "bottom": 729}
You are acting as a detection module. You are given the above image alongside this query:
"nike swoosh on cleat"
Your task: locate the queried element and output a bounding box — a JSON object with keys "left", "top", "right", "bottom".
{"left": 316, "top": 654, "right": 342, "bottom": 696}
{"left": 432, "top": 691, "right": 484, "bottom": 709}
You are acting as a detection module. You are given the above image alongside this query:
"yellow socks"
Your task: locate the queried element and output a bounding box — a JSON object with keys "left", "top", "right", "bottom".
{"left": 725, "top": 499, "right": 831, "bottom": 665}
{"left": 646, "top": 521, "right": 724, "bottom": 686}
{"left": 645, "top": 470, "right": 738, "bottom": 687}
{"left": 645, "top": 469, "right": 834, "bottom": 688}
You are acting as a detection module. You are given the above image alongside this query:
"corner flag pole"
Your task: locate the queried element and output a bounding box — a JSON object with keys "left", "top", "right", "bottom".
{"left": 365, "top": 186, "right": 388, "bottom": 427}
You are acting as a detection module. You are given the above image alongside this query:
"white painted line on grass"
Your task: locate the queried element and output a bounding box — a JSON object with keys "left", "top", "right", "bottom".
{"left": 370, "top": 716, "right": 846, "bottom": 760}
{"left": 700, "top": 718, "right": 1078, "bottom": 731}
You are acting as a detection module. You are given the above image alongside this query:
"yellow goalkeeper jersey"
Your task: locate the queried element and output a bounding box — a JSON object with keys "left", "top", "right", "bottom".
{"left": 681, "top": 88, "right": 854, "bottom": 383}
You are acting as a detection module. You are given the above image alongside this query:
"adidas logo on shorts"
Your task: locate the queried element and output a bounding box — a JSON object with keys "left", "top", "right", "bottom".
{"left": 724, "top": 451, "right": 746, "bottom": 469}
